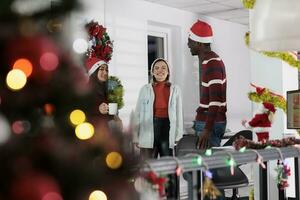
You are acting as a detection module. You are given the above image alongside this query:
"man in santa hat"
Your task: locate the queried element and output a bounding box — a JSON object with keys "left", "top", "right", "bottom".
{"left": 187, "top": 20, "right": 227, "bottom": 149}
{"left": 242, "top": 102, "right": 276, "bottom": 142}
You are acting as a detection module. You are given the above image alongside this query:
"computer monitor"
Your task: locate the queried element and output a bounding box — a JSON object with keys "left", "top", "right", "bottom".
{"left": 287, "top": 90, "right": 300, "bottom": 129}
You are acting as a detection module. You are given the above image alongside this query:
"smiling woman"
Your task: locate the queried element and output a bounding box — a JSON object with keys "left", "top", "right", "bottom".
{"left": 151, "top": 58, "right": 169, "bottom": 82}
{"left": 133, "top": 57, "right": 183, "bottom": 198}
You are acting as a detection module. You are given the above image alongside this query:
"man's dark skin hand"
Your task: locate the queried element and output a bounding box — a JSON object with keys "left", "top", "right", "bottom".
{"left": 197, "top": 129, "right": 211, "bottom": 149}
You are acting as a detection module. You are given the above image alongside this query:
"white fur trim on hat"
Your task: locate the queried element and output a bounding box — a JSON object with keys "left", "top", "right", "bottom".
{"left": 189, "top": 31, "right": 213, "bottom": 43}
{"left": 150, "top": 58, "right": 170, "bottom": 73}
{"left": 88, "top": 60, "right": 107, "bottom": 76}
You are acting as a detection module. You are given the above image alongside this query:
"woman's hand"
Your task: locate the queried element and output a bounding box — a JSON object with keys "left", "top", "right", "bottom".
{"left": 99, "top": 103, "right": 109, "bottom": 114}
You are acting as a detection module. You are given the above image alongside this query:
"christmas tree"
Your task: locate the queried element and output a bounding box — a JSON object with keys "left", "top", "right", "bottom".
{"left": 0, "top": 1, "right": 138, "bottom": 200}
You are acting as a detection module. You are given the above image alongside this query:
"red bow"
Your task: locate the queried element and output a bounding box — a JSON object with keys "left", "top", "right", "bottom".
{"left": 145, "top": 171, "right": 167, "bottom": 197}
{"left": 251, "top": 83, "right": 265, "bottom": 95}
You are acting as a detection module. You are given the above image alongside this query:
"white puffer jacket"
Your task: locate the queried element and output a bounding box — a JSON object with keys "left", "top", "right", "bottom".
{"left": 133, "top": 83, "right": 184, "bottom": 148}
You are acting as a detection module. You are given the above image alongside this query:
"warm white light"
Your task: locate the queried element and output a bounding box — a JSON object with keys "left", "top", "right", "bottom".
{"left": 6, "top": 69, "right": 27, "bottom": 90}
{"left": 75, "top": 122, "right": 94, "bottom": 140}
{"left": 73, "top": 38, "right": 88, "bottom": 54}
{"left": 89, "top": 190, "right": 107, "bottom": 200}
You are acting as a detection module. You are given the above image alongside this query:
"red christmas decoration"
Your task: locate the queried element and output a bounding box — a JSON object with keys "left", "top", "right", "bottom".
{"left": 10, "top": 171, "right": 61, "bottom": 200}
{"left": 85, "top": 21, "right": 113, "bottom": 74}
{"left": 233, "top": 136, "right": 300, "bottom": 150}
{"left": 242, "top": 102, "right": 276, "bottom": 142}
{"left": 144, "top": 171, "right": 167, "bottom": 197}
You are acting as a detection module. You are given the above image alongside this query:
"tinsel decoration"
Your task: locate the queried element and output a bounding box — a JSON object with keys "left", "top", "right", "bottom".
{"left": 242, "top": 0, "right": 256, "bottom": 9}
{"left": 201, "top": 167, "right": 222, "bottom": 199}
{"left": 275, "top": 160, "right": 291, "bottom": 190}
{"left": 262, "top": 51, "right": 300, "bottom": 70}
{"left": 202, "top": 177, "right": 222, "bottom": 200}
{"left": 249, "top": 187, "right": 254, "bottom": 200}
{"left": 233, "top": 136, "right": 300, "bottom": 150}
{"left": 244, "top": 31, "right": 300, "bottom": 70}
{"left": 108, "top": 76, "right": 124, "bottom": 109}
{"left": 143, "top": 171, "right": 167, "bottom": 198}
{"left": 248, "top": 83, "right": 286, "bottom": 112}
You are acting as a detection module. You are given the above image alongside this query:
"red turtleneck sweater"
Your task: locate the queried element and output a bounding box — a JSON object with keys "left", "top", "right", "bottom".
{"left": 153, "top": 82, "right": 170, "bottom": 118}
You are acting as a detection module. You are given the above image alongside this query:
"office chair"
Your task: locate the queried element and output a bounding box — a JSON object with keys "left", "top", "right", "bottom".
{"left": 212, "top": 130, "right": 253, "bottom": 200}
{"left": 176, "top": 130, "right": 252, "bottom": 200}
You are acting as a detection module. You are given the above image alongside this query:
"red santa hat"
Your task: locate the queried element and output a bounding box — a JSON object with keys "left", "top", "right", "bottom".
{"left": 189, "top": 20, "right": 213, "bottom": 43}
{"left": 263, "top": 102, "right": 276, "bottom": 113}
{"left": 85, "top": 57, "right": 107, "bottom": 76}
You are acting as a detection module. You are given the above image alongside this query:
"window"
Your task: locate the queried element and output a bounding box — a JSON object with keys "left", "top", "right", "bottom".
{"left": 147, "top": 28, "right": 168, "bottom": 82}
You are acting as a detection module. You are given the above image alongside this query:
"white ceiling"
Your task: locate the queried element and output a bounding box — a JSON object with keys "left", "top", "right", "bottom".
{"left": 143, "top": 0, "right": 249, "bottom": 25}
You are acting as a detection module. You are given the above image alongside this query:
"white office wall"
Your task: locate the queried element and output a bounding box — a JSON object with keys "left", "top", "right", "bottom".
{"left": 71, "top": 0, "right": 251, "bottom": 133}
{"left": 250, "top": 50, "right": 298, "bottom": 199}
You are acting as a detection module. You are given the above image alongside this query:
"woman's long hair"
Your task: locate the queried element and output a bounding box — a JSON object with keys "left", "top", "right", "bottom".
{"left": 89, "top": 68, "right": 108, "bottom": 99}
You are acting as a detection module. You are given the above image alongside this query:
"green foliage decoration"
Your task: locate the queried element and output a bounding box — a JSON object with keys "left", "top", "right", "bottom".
{"left": 242, "top": 0, "right": 256, "bottom": 9}
{"left": 107, "top": 76, "right": 124, "bottom": 109}
{"left": 248, "top": 90, "right": 286, "bottom": 112}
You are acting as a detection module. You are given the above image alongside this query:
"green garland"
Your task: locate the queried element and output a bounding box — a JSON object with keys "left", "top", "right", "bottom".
{"left": 262, "top": 52, "right": 300, "bottom": 70}
{"left": 249, "top": 88, "right": 300, "bottom": 135}
{"left": 248, "top": 89, "right": 286, "bottom": 112}
{"left": 242, "top": 0, "right": 256, "bottom": 9}
{"left": 107, "top": 76, "right": 124, "bottom": 109}
{"left": 244, "top": 32, "right": 300, "bottom": 70}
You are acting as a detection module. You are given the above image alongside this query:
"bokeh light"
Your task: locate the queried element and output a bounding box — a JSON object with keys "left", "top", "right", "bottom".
{"left": 13, "top": 58, "right": 33, "bottom": 77}
{"left": 106, "top": 152, "right": 122, "bottom": 169}
{"left": 6, "top": 69, "right": 27, "bottom": 90}
{"left": 47, "top": 19, "right": 63, "bottom": 33}
{"left": 12, "top": 120, "right": 31, "bottom": 135}
{"left": 75, "top": 122, "right": 94, "bottom": 140}
{"left": 226, "top": 158, "right": 236, "bottom": 166}
{"left": 89, "top": 190, "right": 107, "bottom": 200}
{"left": 73, "top": 38, "right": 88, "bottom": 54}
{"left": 205, "top": 170, "right": 213, "bottom": 179}
{"left": 44, "top": 104, "right": 55, "bottom": 115}
{"left": 40, "top": 52, "right": 59, "bottom": 71}
{"left": 42, "top": 192, "right": 63, "bottom": 200}
{"left": 134, "top": 177, "right": 144, "bottom": 193}
{"left": 205, "top": 149, "right": 212, "bottom": 156}
{"left": 70, "top": 109, "right": 86, "bottom": 125}
{"left": 239, "top": 146, "right": 246, "bottom": 153}
{"left": 196, "top": 156, "right": 202, "bottom": 165}
{"left": 0, "top": 114, "right": 10, "bottom": 144}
